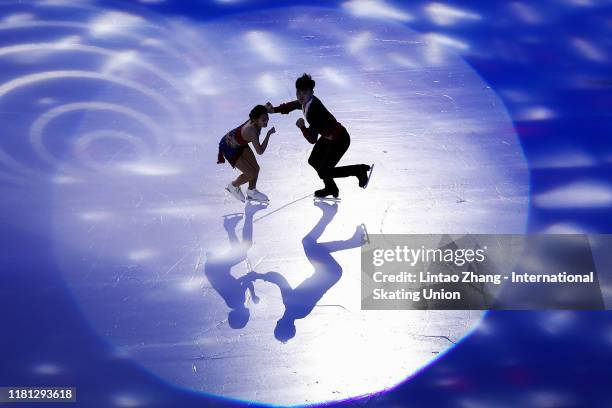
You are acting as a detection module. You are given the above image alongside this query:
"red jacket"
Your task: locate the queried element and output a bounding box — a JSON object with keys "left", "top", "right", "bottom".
{"left": 274, "top": 96, "right": 347, "bottom": 144}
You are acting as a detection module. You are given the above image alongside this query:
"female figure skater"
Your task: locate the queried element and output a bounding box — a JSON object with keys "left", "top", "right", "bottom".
{"left": 204, "top": 202, "right": 268, "bottom": 329}
{"left": 217, "top": 105, "right": 275, "bottom": 202}
{"left": 266, "top": 73, "right": 372, "bottom": 199}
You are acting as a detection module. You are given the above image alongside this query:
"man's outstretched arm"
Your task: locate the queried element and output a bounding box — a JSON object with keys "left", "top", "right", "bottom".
{"left": 266, "top": 101, "right": 301, "bottom": 115}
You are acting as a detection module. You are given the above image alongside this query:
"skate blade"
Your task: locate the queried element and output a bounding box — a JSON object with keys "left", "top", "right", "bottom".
{"left": 360, "top": 223, "right": 370, "bottom": 244}
{"left": 313, "top": 196, "right": 341, "bottom": 202}
{"left": 362, "top": 163, "right": 375, "bottom": 189}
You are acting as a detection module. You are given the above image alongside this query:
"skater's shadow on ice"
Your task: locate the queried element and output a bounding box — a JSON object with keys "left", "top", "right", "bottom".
{"left": 204, "top": 201, "right": 268, "bottom": 329}
{"left": 203, "top": 200, "right": 367, "bottom": 341}
{"left": 258, "top": 201, "right": 367, "bottom": 343}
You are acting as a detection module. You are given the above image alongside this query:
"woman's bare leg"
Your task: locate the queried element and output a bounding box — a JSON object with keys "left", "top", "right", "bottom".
{"left": 237, "top": 148, "right": 260, "bottom": 189}
{"left": 232, "top": 172, "right": 251, "bottom": 187}
{"left": 233, "top": 149, "right": 258, "bottom": 187}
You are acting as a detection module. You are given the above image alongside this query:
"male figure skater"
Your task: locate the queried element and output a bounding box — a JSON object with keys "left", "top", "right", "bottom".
{"left": 258, "top": 201, "right": 367, "bottom": 342}
{"left": 266, "top": 74, "right": 372, "bottom": 198}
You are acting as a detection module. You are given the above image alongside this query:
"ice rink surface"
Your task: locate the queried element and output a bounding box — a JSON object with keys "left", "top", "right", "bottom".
{"left": 0, "top": 1, "right": 528, "bottom": 405}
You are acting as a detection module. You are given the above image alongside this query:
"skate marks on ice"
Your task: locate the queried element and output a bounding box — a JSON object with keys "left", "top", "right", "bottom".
{"left": 237, "top": 192, "right": 312, "bottom": 230}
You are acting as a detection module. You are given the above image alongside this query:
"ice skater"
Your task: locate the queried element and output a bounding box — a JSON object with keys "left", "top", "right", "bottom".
{"left": 204, "top": 202, "right": 267, "bottom": 329}
{"left": 266, "top": 73, "right": 373, "bottom": 199}
{"left": 259, "top": 201, "right": 367, "bottom": 342}
{"left": 217, "top": 105, "right": 276, "bottom": 203}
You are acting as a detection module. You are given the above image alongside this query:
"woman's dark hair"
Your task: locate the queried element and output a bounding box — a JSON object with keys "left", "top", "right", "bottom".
{"left": 249, "top": 104, "right": 268, "bottom": 120}
{"left": 295, "top": 73, "right": 315, "bottom": 91}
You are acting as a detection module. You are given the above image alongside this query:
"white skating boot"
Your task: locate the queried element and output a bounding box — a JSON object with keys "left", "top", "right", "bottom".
{"left": 225, "top": 183, "right": 245, "bottom": 203}
{"left": 246, "top": 188, "right": 269, "bottom": 202}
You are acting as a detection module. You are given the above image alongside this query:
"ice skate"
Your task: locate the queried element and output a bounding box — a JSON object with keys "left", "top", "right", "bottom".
{"left": 313, "top": 186, "right": 340, "bottom": 202}
{"left": 314, "top": 185, "right": 339, "bottom": 198}
{"left": 358, "top": 163, "right": 374, "bottom": 189}
{"left": 358, "top": 223, "right": 370, "bottom": 244}
{"left": 225, "top": 183, "right": 246, "bottom": 202}
{"left": 246, "top": 188, "right": 269, "bottom": 202}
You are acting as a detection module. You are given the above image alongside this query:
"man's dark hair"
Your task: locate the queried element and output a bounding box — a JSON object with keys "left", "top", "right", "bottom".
{"left": 295, "top": 73, "right": 315, "bottom": 91}
{"left": 249, "top": 104, "right": 268, "bottom": 120}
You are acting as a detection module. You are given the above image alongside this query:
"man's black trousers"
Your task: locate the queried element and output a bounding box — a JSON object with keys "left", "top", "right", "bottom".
{"left": 307, "top": 132, "right": 363, "bottom": 191}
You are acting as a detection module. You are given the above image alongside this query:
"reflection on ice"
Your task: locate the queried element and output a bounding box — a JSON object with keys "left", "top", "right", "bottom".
{"left": 102, "top": 50, "right": 140, "bottom": 74}
{"left": 347, "top": 31, "right": 372, "bottom": 54}
{"left": 541, "top": 223, "right": 591, "bottom": 234}
{"left": 112, "top": 393, "right": 146, "bottom": 408}
{"left": 517, "top": 106, "right": 556, "bottom": 121}
{"left": 37, "top": 0, "right": 95, "bottom": 7}
{"left": 425, "top": 3, "right": 481, "bottom": 26}
{"left": 528, "top": 390, "right": 576, "bottom": 408}
{"left": 425, "top": 32, "right": 470, "bottom": 51}
{"left": 187, "top": 67, "right": 222, "bottom": 96}
{"left": 387, "top": 52, "right": 419, "bottom": 68}
{"left": 2, "top": 12, "right": 35, "bottom": 23}
{"left": 79, "top": 211, "right": 113, "bottom": 221}
{"left": 89, "top": 11, "right": 144, "bottom": 36}
{"left": 321, "top": 66, "right": 350, "bottom": 87}
{"left": 33, "top": 363, "right": 62, "bottom": 375}
{"left": 117, "top": 161, "right": 182, "bottom": 176}
{"left": 538, "top": 311, "right": 576, "bottom": 335}
{"left": 128, "top": 248, "right": 157, "bottom": 261}
{"left": 509, "top": 2, "right": 541, "bottom": 24}
{"left": 342, "top": 0, "right": 413, "bottom": 22}
{"left": 52, "top": 175, "right": 81, "bottom": 184}
{"left": 245, "top": 31, "right": 285, "bottom": 64}
{"left": 531, "top": 150, "right": 596, "bottom": 169}
{"left": 534, "top": 181, "right": 612, "bottom": 208}
{"left": 571, "top": 37, "right": 606, "bottom": 62}
{"left": 256, "top": 72, "right": 281, "bottom": 96}
{"left": 176, "top": 276, "right": 206, "bottom": 293}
